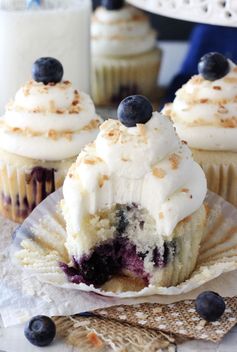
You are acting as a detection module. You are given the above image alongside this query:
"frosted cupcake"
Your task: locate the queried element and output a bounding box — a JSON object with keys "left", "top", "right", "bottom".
{"left": 163, "top": 52, "right": 237, "bottom": 206}
{"left": 61, "top": 95, "right": 207, "bottom": 290}
{"left": 91, "top": 0, "right": 161, "bottom": 106}
{"left": 0, "top": 57, "right": 101, "bottom": 223}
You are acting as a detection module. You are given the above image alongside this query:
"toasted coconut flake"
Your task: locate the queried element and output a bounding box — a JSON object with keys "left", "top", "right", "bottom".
{"left": 169, "top": 153, "right": 181, "bottom": 170}
{"left": 152, "top": 167, "right": 166, "bottom": 179}
{"left": 98, "top": 175, "right": 109, "bottom": 188}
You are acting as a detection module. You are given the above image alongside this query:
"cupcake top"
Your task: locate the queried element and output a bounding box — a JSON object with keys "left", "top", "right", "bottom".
{"left": 163, "top": 52, "right": 237, "bottom": 151}
{"left": 0, "top": 58, "right": 101, "bottom": 161}
{"left": 91, "top": 1, "right": 157, "bottom": 57}
{"left": 63, "top": 96, "right": 207, "bottom": 244}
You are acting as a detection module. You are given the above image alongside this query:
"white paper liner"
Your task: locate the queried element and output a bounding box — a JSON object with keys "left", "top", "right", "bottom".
{"left": 11, "top": 189, "right": 237, "bottom": 299}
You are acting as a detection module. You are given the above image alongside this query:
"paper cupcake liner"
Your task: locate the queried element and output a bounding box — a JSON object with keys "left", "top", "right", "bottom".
{"left": 92, "top": 48, "right": 162, "bottom": 106}
{"left": 0, "top": 150, "right": 74, "bottom": 223}
{"left": 11, "top": 188, "right": 237, "bottom": 299}
{"left": 192, "top": 149, "right": 237, "bottom": 207}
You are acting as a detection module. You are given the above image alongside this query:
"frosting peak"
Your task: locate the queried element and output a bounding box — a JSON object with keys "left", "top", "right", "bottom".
{"left": 91, "top": 5, "right": 157, "bottom": 57}
{"left": 0, "top": 80, "right": 101, "bottom": 161}
{"left": 163, "top": 60, "right": 237, "bottom": 151}
{"left": 63, "top": 113, "right": 207, "bottom": 247}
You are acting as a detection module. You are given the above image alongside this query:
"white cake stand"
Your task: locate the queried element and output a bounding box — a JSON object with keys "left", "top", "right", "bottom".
{"left": 127, "top": 0, "right": 237, "bottom": 27}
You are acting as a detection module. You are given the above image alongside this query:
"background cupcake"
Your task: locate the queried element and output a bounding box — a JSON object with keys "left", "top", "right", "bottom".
{"left": 0, "top": 57, "right": 101, "bottom": 223}
{"left": 163, "top": 52, "right": 237, "bottom": 206}
{"left": 91, "top": 0, "right": 162, "bottom": 106}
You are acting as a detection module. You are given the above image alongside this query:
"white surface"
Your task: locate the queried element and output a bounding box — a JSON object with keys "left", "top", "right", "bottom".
{"left": 0, "top": 0, "right": 91, "bottom": 115}
{"left": 1, "top": 318, "right": 237, "bottom": 352}
{"left": 127, "top": 0, "right": 237, "bottom": 27}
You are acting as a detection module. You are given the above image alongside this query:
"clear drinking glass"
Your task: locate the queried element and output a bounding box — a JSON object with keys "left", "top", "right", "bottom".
{"left": 0, "top": 0, "right": 91, "bottom": 114}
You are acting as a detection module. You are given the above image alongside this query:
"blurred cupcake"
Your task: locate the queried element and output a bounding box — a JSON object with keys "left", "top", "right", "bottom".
{"left": 61, "top": 96, "right": 207, "bottom": 290}
{"left": 91, "top": 0, "right": 162, "bottom": 106}
{"left": 163, "top": 52, "right": 237, "bottom": 206}
{"left": 0, "top": 57, "right": 101, "bottom": 223}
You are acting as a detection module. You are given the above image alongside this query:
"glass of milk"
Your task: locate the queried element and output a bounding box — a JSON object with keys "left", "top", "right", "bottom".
{"left": 0, "top": 0, "right": 91, "bottom": 114}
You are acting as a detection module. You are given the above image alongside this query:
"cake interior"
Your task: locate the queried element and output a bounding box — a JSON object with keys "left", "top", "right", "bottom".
{"left": 60, "top": 203, "right": 177, "bottom": 287}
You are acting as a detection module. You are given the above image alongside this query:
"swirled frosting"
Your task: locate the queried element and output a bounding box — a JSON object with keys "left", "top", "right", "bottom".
{"left": 0, "top": 80, "right": 101, "bottom": 161}
{"left": 62, "top": 113, "right": 207, "bottom": 256}
{"left": 163, "top": 60, "right": 237, "bottom": 151}
{"left": 91, "top": 5, "right": 157, "bottom": 56}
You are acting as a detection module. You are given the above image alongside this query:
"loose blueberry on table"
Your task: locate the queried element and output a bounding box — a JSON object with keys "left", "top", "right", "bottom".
{"left": 32, "top": 57, "right": 64, "bottom": 85}
{"left": 198, "top": 52, "right": 230, "bottom": 81}
{"left": 24, "top": 315, "right": 56, "bottom": 347}
{"left": 118, "top": 95, "right": 153, "bottom": 127}
{"left": 195, "top": 291, "right": 226, "bottom": 322}
{"left": 101, "top": 0, "right": 124, "bottom": 10}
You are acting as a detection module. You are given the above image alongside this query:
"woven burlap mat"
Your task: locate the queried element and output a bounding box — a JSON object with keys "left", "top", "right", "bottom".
{"left": 54, "top": 315, "right": 176, "bottom": 351}
{"left": 53, "top": 297, "right": 237, "bottom": 351}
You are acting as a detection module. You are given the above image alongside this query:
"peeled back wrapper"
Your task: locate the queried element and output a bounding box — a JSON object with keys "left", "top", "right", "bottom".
{"left": 11, "top": 188, "right": 237, "bottom": 302}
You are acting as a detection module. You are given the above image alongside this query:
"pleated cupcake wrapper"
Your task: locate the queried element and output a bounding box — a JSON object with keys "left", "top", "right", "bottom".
{"left": 92, "top": 49, "right": 162, "bottom": 106}
{"left": 198, "top": 161, "right": 237, "bottom": 208}
{"left": 11, "top": 189, "right": 237, "bottom": 300}
{"left": 0, "top": 158, "right": 71, "bottom": 223}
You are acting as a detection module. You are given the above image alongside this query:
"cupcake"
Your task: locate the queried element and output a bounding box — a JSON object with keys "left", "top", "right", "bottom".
{"left": 0, "top": 57, "right": 101, "bottom": 223}
{"left": 61, "top": 95, "right": 207, "bottom": 291}
{"left": 163, "top": 52, "right": 237, "bottom": 206}
{"left": 91, "top": 0, "right": 161, "bottom": 106}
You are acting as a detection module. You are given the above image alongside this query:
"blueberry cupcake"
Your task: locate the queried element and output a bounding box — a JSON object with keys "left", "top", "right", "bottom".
{"left": 0, "top": 57, "right": 101, "bottom": 223}
{"left": 163, "top": 52, "right": 237, "bottom": 206}
{"left": 61, "top": 96, "right": 207, "bottom": 290}
{"left": 91, "top": 0, "right": 162, "bottom": 106}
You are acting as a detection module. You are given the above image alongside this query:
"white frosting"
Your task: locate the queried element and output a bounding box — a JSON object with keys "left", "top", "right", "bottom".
{"left": 91, "top": 5, "right": 157, "bottom": 57}
{"left": 162, "top": 60, "right": 237, "bottom": 151}
{"left": 0, "top": 81, "right": 101, "bottom": 161}
{"left": 62, "top": 113, "right": 207, "bottom": 257}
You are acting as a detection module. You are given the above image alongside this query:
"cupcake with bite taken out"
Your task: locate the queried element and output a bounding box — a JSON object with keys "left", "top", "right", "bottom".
{"left": 91, "top": 0, "right": 162, "bottom": 106}
{"left": 0, "top": 57, "right": 101, "bottom": 223}
{"left": 61, "top": 95, "right": 207, "bottom": 291}
{"left": 163, "top": 52, "right": 237, "bottom": 207}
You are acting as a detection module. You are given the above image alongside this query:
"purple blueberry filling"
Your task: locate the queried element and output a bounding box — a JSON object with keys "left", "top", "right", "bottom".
{"left": 60, "top": 204, "right": 177, "bottom": 287}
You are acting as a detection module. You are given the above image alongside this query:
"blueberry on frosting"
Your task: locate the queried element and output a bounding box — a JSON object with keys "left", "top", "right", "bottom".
{"left": 198, "top": 52, "right": 230, "bottom": 81}
{"left": 32, "top": 57, "right": 64, "bottom": 85}
{"left": 101, "top": 0, "right": 124, "bottom": 10}
{"left": 117, "top": 95, "right": 153, "bottom": 127}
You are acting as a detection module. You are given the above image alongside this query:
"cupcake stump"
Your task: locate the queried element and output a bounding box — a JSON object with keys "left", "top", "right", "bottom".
{"left": 92, "top": 49, "right": 162, "bottom": 106}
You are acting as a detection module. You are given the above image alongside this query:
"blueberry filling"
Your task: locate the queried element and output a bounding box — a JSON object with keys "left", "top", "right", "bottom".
{"left": 60, "top": 204, "right": 178, "bottom": 287}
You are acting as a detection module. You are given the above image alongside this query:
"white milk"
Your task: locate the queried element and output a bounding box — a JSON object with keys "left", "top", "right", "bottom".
{"left": 0, "top": 0, "right": 91, "bottom": 114}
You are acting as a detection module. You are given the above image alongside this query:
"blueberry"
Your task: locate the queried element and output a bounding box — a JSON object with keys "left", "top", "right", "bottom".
{"left": 198, "top": 52, "right": 230, "bottom": 81}
{"left": 101, "top": 0, "right": 124, "bottom": 10}
{"left": 117, "top": 95, "right": 153, "bottom": 127}
{"left": 195, "top": 291, "right": 226, "bottom": 322}
{"left": 32, "top": 57, "right": 64, "bottom": 85}
{"left": 24, "top": 315, "right": 56, "bottom": 347}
